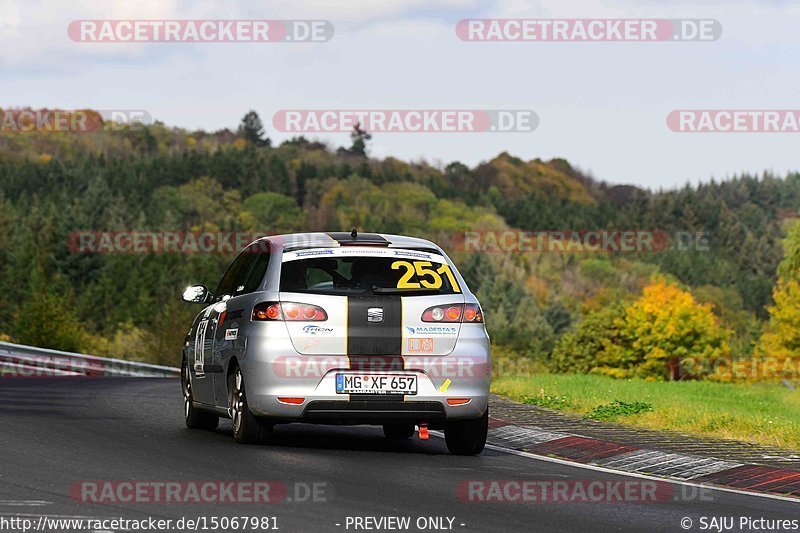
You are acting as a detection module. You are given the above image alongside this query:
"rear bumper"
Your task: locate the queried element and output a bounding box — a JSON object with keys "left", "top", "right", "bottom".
{"left": 239, "top": 322, "right": 490, "bottom": 423}
{"left": 300, "top": 399, "right": 447, "bottom": 422}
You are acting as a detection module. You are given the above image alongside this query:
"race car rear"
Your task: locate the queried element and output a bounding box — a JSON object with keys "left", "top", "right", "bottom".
{"left": 244, "top": 239, "right": 490, "bottom": 454}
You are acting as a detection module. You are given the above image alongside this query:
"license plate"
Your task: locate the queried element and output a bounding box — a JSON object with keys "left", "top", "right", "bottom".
{"left": 335, "top": 373, "right": 417, "bottom": 395}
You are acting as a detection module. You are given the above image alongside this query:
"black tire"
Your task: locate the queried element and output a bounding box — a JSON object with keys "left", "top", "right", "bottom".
{"left": 444, "top": 408, "right": 488, "bottom": 456}
{"left": 383, "top": 423, "right": 416, "bottom": 439}
{"left": 228, "top": 365, "right": 272, "bottom": 444}
{"left": 182, "top": 357, "right": 219, "bottom": 430}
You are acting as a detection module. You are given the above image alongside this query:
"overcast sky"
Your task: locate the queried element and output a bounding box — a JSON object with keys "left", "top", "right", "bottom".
{"left": 1, "top": 0, "right": 799, "bottom": 189}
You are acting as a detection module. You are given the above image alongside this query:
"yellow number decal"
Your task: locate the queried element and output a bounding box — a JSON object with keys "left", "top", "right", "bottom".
{"left": 437, "top": 264, "right": 461, "bottom": 293}
{"left": 414, "top": 261, "right": 442, "bottom": 289}
{"left": 392, "top": 260, "right": 460, "bottom": 291}
{"left": 391, "top": 261, "right": 420, "bottom": 288}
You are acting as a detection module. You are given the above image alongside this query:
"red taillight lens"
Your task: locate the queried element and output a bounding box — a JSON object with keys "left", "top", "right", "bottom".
{"left": 284, "top": 305, "right": 300, "bottom": 320}
{"left": 463, "top": 304, "right": 482, "bottom": 322}
{"left": 281, "top": 302, "right": 326, "bottom": 321}
{"left": 464, "top": 306, "right": 477, "bottom": 322}
{"left": 421, "top": 304, "right": 482, "bottom": 323}
{"left": 253, "top": 302, "right": 327, "bottom": 321}
{"left": 445, "top": 306, "right": 461, "bottom": 321}
{"left": 253, "top": 303, "right": 282, "bottom": 320}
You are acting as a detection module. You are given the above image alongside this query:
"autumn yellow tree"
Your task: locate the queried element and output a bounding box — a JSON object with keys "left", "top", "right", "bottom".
{"left": 591, "top": 278, "right": 730, "bottom": 380}
{"left": 756, "top": 280, "right": 800, "bottom": 379}
{"left": 756, "top": 221, "right": 800, "bottom": 380}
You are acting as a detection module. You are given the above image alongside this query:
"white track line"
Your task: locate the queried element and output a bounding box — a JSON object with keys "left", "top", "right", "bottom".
{"left": 429, "top": 430, "right": 800, "bottom": 504}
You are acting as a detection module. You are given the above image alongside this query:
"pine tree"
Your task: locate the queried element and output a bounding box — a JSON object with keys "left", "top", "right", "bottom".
{"left": 238, "top": 111, "right": 271, "bottom": 147}
{"left": 346, "top": 122, "right": 372, "bottom": 157}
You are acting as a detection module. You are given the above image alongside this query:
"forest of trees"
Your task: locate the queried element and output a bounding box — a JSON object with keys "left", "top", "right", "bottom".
{"left": 1, "top": 110, "right": 799, "bottom": 381}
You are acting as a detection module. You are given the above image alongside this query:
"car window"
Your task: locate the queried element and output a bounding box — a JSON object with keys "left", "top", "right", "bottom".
{"left": 239, "top": 248, "right": 270, "bottom": 294}
{"left": 280, "top": 255, "right": 460, "bottom": 296}
{"left": 216, "top": 250, "right": 255, "bottom": 298}
{"left": 217, "top": 244, "right": 270, "bottom": 298}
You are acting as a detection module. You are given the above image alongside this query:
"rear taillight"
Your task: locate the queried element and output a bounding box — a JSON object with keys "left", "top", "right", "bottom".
{"left": 421, "top": 303, "right": 482, "bottom": 323}
{"left": 253, "top": 302, "right": 328, "bottom": 321}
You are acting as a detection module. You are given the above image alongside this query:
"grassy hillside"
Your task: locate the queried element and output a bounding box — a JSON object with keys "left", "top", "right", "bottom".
{"left": 0, "top": 112, "right": 798, "bottom": 378}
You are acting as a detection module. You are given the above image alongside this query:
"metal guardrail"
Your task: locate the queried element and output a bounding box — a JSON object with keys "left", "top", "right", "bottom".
{"left": 0, "top": 341, "right": 180, "bottom": 378}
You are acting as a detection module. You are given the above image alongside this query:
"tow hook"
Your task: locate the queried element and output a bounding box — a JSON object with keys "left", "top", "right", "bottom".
{"left": 418, "top": 423, "right": 429, "bottom": 440}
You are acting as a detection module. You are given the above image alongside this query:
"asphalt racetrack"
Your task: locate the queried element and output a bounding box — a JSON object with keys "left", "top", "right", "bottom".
{"left": 0, "top": 378, "right": 797, "bottom": 533}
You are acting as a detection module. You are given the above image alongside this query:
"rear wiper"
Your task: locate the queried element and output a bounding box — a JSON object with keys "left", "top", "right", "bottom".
{"left": 371, "top": 286, "right": 441, "bottom": 295}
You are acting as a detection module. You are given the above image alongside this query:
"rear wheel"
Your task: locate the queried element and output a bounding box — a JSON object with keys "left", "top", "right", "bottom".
{"left": 444, "top": 408, "right": 488, "bottom": 456}
{"left": 182, "top": 357, "right": 219, "bottom": 430}
{"left": 383, "top": 422, "right": 416, "bottom": 439}
{"left": 228, "top": 366, "right": 272, "bottom": 444}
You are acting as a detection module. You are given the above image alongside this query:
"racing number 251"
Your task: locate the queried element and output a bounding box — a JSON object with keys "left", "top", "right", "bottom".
{"left": 391, "top": 261, "right": 461, "bottom": 292}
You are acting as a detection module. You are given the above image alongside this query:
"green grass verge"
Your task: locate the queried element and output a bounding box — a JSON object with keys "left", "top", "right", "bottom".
{"left": 492, "top": 373, "right": 800, "bottom": 450}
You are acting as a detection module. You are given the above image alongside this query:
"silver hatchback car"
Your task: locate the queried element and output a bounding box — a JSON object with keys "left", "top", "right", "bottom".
{"left": 181, "top": 232, "right": 490, "bottom": 455}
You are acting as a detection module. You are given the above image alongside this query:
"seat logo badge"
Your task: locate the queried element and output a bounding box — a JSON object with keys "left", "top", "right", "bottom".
{"left": 367, "top": 307, "right": 384, "bottom": 323}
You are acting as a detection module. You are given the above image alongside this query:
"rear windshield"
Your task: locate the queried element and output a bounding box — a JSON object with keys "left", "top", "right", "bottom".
{"left": 280, "top": 252, "right": 461, "bottom": 296}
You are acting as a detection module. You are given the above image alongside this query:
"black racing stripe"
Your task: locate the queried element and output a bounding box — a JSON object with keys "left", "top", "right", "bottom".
{"left": 347, "top": 295, "right": 402, "bottom": 356}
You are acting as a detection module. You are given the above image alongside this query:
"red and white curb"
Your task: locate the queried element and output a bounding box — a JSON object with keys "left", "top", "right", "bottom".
{"left": 486, "top": 420, "right": 800, "bottom": 499}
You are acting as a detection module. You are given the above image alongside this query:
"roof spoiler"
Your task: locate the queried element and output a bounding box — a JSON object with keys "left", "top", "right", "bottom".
{"left": 325, "top": 231, "right": 391, "bottom": 246}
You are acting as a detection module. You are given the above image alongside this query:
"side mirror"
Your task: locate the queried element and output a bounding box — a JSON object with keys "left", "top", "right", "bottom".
{"left": 182, "top": 285, "right": 212, "bottom": 304}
